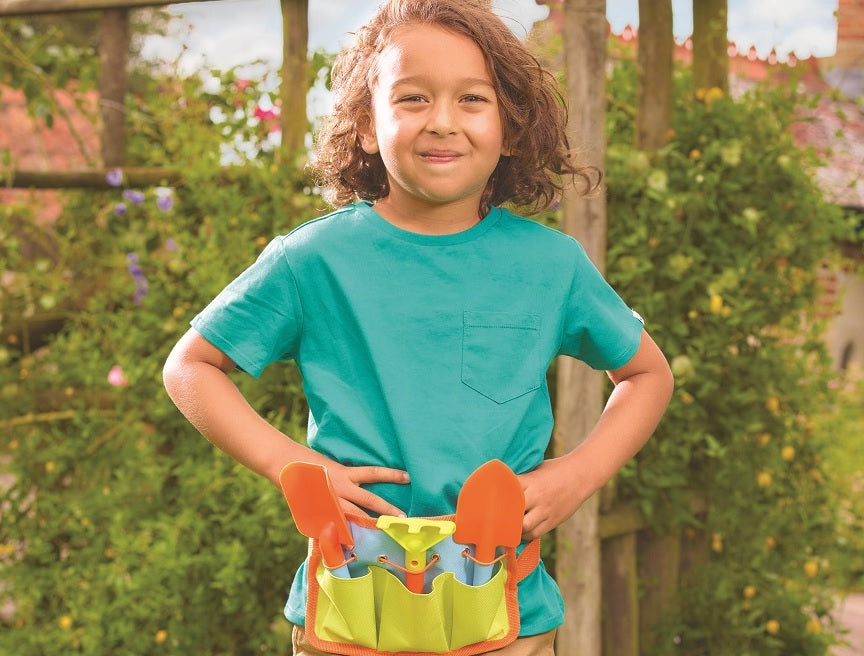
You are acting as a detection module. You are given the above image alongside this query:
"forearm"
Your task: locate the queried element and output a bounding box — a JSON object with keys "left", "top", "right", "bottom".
{"left": 520, "top": 331, "right": 673, "bottom": 538}
{"left": 564, "top": 366, "right": 672, "bottom": 501}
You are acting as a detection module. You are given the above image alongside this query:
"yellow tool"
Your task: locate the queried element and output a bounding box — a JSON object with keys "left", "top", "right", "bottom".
{"left": 376, "top": 516, "right": 456, "bottom": 593}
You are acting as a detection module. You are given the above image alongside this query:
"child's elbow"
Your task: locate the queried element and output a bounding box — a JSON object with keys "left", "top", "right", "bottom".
{"left": 161, "top": 342, "right": 189, "bottom": 401}
{"left": 659, "top": 361, "right": 675, "bottom": 406}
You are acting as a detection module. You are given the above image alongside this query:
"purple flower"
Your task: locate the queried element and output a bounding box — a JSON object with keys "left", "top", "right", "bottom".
{"left": 155, "top": 187, "right": 174, "bottom": 212}
{"left": 122, "top": 189, "right": 146, "bottom": 206}
{"left": 126, "top": 252, "right": 149, "bottom": 305}
{"left": 165, "top": 238, "right": 179, "bottom": 252}
{"left": 106, "top": 168, "right": 123, "bottom": 187}
{"left": 114, "top": 203, "right": 127, "bottom": 215}
{"left": 133, "top": 288, "right": 148, "bottom": 306}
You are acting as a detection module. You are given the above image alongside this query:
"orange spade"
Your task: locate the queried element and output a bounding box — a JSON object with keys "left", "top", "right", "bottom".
{"left": 279, "top": 462, "right": 354, "bottom": 577}
{"left": 453, "top": 459, "right": 525, "bottom": 585}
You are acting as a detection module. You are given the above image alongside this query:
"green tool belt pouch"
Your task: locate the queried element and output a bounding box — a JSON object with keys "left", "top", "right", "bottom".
{"left": 303, "top": 513, "right": 540, "bottom": 656}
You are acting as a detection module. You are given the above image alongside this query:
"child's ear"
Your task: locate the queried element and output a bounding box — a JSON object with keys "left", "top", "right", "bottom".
{"left": 357, "top": 114, "right": 379, "bottom": 155}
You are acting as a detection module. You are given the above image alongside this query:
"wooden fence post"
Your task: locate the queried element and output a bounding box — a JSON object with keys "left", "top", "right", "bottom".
{"left": 279, "top": 0, "right": 308, "bottom": 159}
{"left": 638, "top": 528, "right": 682, "bottom": 652}
{"left": 602, "top": 533, "right": 639, "bottom": 656}
{"left": 98, "top": 7, "right": 129, "bottom": 167}
{"left": 555, "top": 1, "right": 608, "bottom": 654}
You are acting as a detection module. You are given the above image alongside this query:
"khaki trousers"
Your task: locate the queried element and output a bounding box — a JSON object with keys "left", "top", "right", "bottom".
{"left": 292, "top": 625, "right": 556, "bottom": 655}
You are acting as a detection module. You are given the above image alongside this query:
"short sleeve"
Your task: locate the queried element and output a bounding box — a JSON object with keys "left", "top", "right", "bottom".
{"left": 558, "top": 241, "right": 644, "bottom": 370}
{"left": 190, "top": 237, "right": 302, "bottom": 378}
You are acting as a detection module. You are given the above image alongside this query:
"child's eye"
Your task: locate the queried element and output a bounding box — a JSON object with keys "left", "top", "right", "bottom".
{"left": 398, "top": 95, "right": 427, "bottom": 103}
{"left": 461, "top": 95, "right": 487, "bottom": 103}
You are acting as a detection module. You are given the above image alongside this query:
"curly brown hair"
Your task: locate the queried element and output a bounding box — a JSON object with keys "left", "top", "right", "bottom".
{"left": 310, "top": 0, "right": 598, "bottom": 216}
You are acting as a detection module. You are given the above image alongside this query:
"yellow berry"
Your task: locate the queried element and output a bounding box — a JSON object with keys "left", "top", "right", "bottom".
{"left": 766, "top": 619, "right": 780, "bottom": 635}
{"left": 806, "top": 618, "right": 822, "bottom": 634}
{"left": 155, "top": 630, "right": 168, "bottom": 644}
{"left": 804, "top": 560, "right": 819, "bottom": 577}
{"left": 704, "top": 87, "right": 725, "bottom": 104}
{"left": 59, "top": 615, "right": 73, "bottom": 630}
{"left": 711, "top": 533, "right": 723, "bottom": 553}
{"left": 756, "top": 471, "right": 773, "bottom": 488}
{"left": 781, "top": 446, "right": 795, "bottom": 461}
{"left": 743, "top": 585, "right": 757, "bottom": 599}
{"left": 709, "top": 294, "right": 724, "bottom": 314}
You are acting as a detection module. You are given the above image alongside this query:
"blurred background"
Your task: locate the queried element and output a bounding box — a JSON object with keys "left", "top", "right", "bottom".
{"left": 1, "top": 1, "right": 862, "bottom": 655}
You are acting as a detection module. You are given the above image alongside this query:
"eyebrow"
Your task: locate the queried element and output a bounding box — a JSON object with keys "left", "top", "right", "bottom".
{"left": 391, "top": 75, "right": 495, "bottom": 89}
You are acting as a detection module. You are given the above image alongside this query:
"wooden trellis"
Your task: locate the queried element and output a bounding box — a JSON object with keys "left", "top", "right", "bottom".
{"left": 0, "top": 0, "right": 307, "bottom": 188}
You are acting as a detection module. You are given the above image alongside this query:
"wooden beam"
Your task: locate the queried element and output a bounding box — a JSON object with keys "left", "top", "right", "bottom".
{"left": 555, "top": 1, "right": 609, "bottom": 655}
{"left": 636, "top": 0, "right": 674, "bottom": 150}
{"left": 638, "top": 529, "right": 682, "bottom": 652}
{"left": 598, "top": 495, "right": 708, "bottom": 539}
{"left": 601, "top": 534, "right": 639, "bottom": 656}
{"left": 99, "top": 7, "right": 129, "bottom": 167}
{"left": 4, "top": 168, "right": 182, "bottom": 189}
{"left": 0, "top": 0, "right": 211, "bottom": 16}
{"left": 692, "top": 0, "right": 729, "bottom": 93}
{"left": 280, "top": 0, "right": 309, "bottom": 159}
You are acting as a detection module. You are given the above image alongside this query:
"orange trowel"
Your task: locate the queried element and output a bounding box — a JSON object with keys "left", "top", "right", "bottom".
{"left": 279, "top": 462, "right": 354, "bottom": 578}
{"left": 453, "top": 459, "right": 525, "bottom": 585}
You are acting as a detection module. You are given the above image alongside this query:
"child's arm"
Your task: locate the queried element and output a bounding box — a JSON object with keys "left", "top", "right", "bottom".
{"left": 518, "top": 329, "right": 674, "bottom": 540}
{"left": 162, "top": 328, "right": 410, "bottom": 517}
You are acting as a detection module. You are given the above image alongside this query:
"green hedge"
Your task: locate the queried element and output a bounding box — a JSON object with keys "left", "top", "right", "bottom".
{"left": 1, "top": 71, "right": 315, "bottom": 655}
{"left": 604, "top": 59, "right": 856, "bottom": 655}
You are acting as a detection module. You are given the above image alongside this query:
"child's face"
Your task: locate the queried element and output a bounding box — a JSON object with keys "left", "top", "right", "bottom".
{"left": 359, "top": 23, "right": 507, "bottom": 217}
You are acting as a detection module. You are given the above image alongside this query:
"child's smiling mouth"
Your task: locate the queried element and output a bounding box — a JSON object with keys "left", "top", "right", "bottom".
{"left": 419, "top": 149, "right": 462, "bottom": 162}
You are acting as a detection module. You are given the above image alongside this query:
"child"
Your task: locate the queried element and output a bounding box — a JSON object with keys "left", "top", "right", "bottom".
{"left": 163, "top": 1, "right": 673, "bottom": 654}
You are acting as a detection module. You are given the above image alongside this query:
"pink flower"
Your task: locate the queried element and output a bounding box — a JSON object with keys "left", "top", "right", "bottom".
{"left": 253, "top": 106, "right": 279, "bottom": 121}
{"left": 107, "top": 365, "right": 129, "bottom": 387}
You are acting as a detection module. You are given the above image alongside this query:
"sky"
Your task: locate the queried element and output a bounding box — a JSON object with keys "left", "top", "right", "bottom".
{"left": 141, "top": 0, "right": 840, "bottom": 76}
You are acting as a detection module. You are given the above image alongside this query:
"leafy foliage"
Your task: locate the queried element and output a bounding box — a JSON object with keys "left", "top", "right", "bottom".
{"left": 1, "top": 66, "right": 316, "bottom": 654}
{"left": 604, "top": 59, "right": 856, "bottom": 655}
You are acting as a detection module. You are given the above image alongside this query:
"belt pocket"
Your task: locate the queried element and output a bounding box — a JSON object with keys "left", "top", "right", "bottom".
{"left": 462, "top": 311, "right": 542, "bottom": 403}
{"left": 312, "top": 563, "right": 510, "bottom": 654}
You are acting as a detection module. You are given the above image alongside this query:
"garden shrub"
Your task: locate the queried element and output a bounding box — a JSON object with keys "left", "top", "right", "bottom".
{"left": 604, "top": 59, "right": 856, "bottom": 655}
{"left": 1, "top": 68, "right": 317, "bottom": 654}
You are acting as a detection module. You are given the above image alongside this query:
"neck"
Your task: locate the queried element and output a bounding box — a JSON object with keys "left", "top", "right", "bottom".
{"left": 372, "top": 194, "right": 485, "bottom": 236}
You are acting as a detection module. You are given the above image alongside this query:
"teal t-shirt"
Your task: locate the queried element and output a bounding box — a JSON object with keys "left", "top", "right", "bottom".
{"left": 190, "top": 201, "right": 644, "bottom": 636}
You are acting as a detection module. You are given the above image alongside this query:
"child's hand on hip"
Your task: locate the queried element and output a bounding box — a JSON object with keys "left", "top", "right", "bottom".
{"left": 324, "top": 461, "right": 410, "bottom": 518}
{"left": 518, "top": 456, "right": 588, "bottom": 540}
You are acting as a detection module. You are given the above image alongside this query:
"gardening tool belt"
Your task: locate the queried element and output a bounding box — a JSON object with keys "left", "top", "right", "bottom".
{"left": 302, "top": 513, "right": 541, "bottom": 656}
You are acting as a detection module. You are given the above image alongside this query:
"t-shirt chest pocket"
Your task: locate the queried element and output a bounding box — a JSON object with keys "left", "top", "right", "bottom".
{"left": 461, "top": 311, "right": 543, "bottom": 404}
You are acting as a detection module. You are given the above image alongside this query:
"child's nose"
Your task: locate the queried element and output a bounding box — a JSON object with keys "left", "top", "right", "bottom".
{"left": 425, "top": 102, "right": 457, "bottom": 136}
